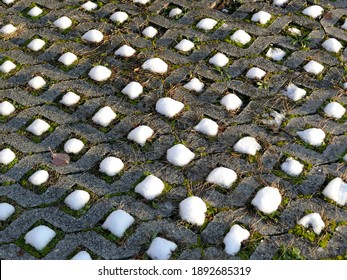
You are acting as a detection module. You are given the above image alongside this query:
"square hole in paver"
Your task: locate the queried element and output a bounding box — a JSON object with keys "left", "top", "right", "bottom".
{"left": 0, "top": 144, "right": 23, "bottom": 175}
{"left": 213, "top": 0, "right": 243, "bottom": 14}
{"left": 0, "top": 57, "right": 21, "bottom": 77}
{"left": 0, "top": 98, "right": 25, "bottom": 123}
{"left": 55, "top": 134, "right": 89, "bottom": 162}
{"left": 224, "top": 29, "right": 255, "bottom": 49}
{"left": 67, "top": 246, "right": 102, "bottom": 260}
{"left": 160, "top": 3, "right": 188, "bottom": 20}
{"left": 54, "top": 90, "right": 86, "bottom": 114}
{"left": 19, "top": 165, "right": 58, "bottom": 195}
{"left": 17, "top": 116, "right": 58, "bottom": 143}
{"left": 0, "top": 197, "right": 22, "bottom": 231}
{"left": 20, "top": 3, "right": 49, "bottom": 20}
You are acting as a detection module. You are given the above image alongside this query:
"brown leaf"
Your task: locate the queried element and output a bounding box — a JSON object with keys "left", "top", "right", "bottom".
{"left": 52, "top": 153, "right": 70, "bottom": 166}
{"left": 323, "top": 12, "right": 333, "bottom": 20}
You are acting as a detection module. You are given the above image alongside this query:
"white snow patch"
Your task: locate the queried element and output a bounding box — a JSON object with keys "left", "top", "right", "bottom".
{"left": 142, "top": 26, "right": 158, "bottom": 38}
{"left": 179, "top": 196, "right": 207, "bottom": 226}
{"left": 266, "top": 47, "right": 286, "bottom": 61}
{"left": 142, "top": 58, "right": 168, "bottom": 74}
{"left": 302, "top": 5, "right": 324, "bottom": 19}
{"left": 155, "top": 97, "right": 184, "bottom": 118}
{"left": 102, "top": 209, "right": 135, "bottom": 238}
{"left": 166, "top": 144, "right": 195, "bottom": 167}
{"left": 0, "top": 101, "right": 15, "bottom": 116}
{"left": 27, "top": 38, "right": 46, "bottom": 51}
{"left": 28, "top": 170, "right": 49, "bottom": 186}
{"left": 0, "top": 60, "right": 16, "bottom": 73}
{"left": 25, "top": 225, "right": 56, "bottom": 251}
{"left": 220, "top": 93, "right": 243, "bottom": 111}
{"left": 2, "top": 0, "right": 16, "bottom": 4}
{"left": 344, "top": 82, "right": 347, "bottom": 89}
{"left": 342, "top": 19, "right": 347, "bottom": 30}
{"left": 209, "top": 53, "right": 229, "bottom": 67}
{"left": 127, "top": 125, "right": 154, "bottom": 146}
{"left": 58, "top": 52, "right": 77, "bottom": 66}
{"left": 122, "top": 81, "right": 143, "bottom": 99}
{"left": 234, "top": 136, "right": 261, "bottom": 156}
{"left": 0, "top": 24, "right": 17, "bottom": 35}
{"left": 304, "top": 60, "right": 324, "bottom": 75}
{"left": 28, "top": 6, "right": 43, "bottom": 17}
{"left": 273, "top": 0, "right": 288, "bottom": 7}
{"left": 194, "top": 118, "right": 219, "bottom": 136}
{"left": 281, "top": 157, "right": 304, "bottom": 177}
{"left": 196, "top": 18, "right": 218, "bottom": 31}
{"left": 134, "top": 0, "right": 151, "bottom": 4}
{"left": 92, "top": 106, "right": 117, "bottom": 127}
{"left": 82, "top": 29, "right": 103, "bottom": 43}
{"left": 344, "top": 154, "right": 347, "bottom": 162}
{"left": 297, "top": 128, "right": 325, "bottom": 146}
{"left": 115, "top": 45, "right": 136, "bottom": 57}
{"left": 0, "top": 203, "right": 15, "bottom": 221}
{"left": 324, "top": 102, "right": 346, "bottom": 119}
{"left": 135, "top": 174, "right": 164, "bottom": 200}
{"left": 175, "top": 39, "right": 194, "bottom": 52}
{"left": 288, "top": 27, "right": 301, "bottom": 36}
{"left": 26, "top": 119, "right": 50, "bottom": 136}
{"left": 246, "top": 67, "right": 266, "bottom": 79}
{"left": 252, "top": 186, "right": 282, "bottom": 214}
{"left": 223, "top": 225, "right": 250, "bottom": 256}
{"left": 184, "top": 78, "right": 204, "bottom": 92}
{"left": 88, "top": 65, "right": 111, "bottom": 81}
{"left": 0, "top": 148, "right": 16, "bottom": 165}
{"left": 110, "top": 11, "right": 129, "bottom": 23}
{"left": 64, "top": 138, "right": 85, "bottom": 154}
{"left": 28, "top": 76, "right": 46, "bottom": 90}
{"left": 298, "top": 213, "right": 325, "bottom": 235}
{"left": 251, "top": 11, "right": 271, "bottom": 25}
{"left": 322, "top": 38, "right": 343, "bottom": 53}
{"left": 283, "top": 83, "right": 307, "bottom": 101}
{"left": 322, "top": 178, "right": 347, "bottom": 206}
{"left": 147, "top": 237, "right": 177, "bottom": 260}
{"left": 99, "top": 156, "right": 124, "bottom": 176}
{"left": 81, "top": 1, "right": 98, "bottom": 11}
{"left": 169, "top": 8, "right": 182, "bottom": 18}
{"left": 230, "top": 30, "right": 252, "bottom": 45}
{"left": 60, "top": 92, "right": 80, "bottom": 106}
{"left": 64, "top": 190, "right": 90, "bottom": 210}
{"left": 72, "top": 251, "right": 92, "bottom": 260}
{"left": 53, "top": 16, "right": 72, "bottom": 30}
{"left": 206, "top": 167, "right": 237, "bottom": 189}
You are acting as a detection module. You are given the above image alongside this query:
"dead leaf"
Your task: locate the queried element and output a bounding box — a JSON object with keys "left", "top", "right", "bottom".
{"left": 49, "top": 147, "right": 70, "bottom": 166}
{"left": 323, "top": 12, "right": 333, "bottom": 20}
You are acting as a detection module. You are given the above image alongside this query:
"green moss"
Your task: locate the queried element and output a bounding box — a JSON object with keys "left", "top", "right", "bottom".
{"left": 290, "top": 224, "right": 316, "bottom": 242}
{"left": 237, "top": 231, "right": 263, "bottom": 260}
{"left": 273, "top": 245, "right": 305, "bottom": 260}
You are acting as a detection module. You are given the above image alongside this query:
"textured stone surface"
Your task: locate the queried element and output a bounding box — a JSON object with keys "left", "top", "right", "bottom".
{"left": 0, "top": 0, "right": 346, "bottom": 260}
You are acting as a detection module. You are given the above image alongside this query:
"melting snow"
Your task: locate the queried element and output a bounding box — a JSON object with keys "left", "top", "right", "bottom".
{"left": 251, "top": 186, "right": 282, "bottom": 214}
{"left": 72, "top": 251, "right": 92, "bottom": 260}
{"left": 196, "top": 18, "right": 218, "bottom": 30}
{"left": 246, "top": 67, "right": 266, "bottom": 79}
{"left": 179, "top": 196, "right": 207, "bottom": 226}
{"left": 127, "top": 125, "right": 154, "bottom": 146}
{"left": 28, "top": 76, "right": 46, "bottom": 89}
{"left": 166, "top": 144, "right": 195, "bottom": 167}
{"left": 266, "top": 47, "right": 286, "bottom": 61}
{"left": 115, "top": 45, "right": 136, "bottom": 57}
{"left": 24, "top": 225, "right": 56, "bottom": 251}
{"left": 206, "top": 167, "right": 237, "bottom": 189}
{"left": 283, "top": 83, "right": 306, "bottom": 101}
{"left": 194, "top": 118, "right": 218, "bottom": 136}
{"left": 281, "top": 157, "right": 304, "bottom": 177}
{"left": 53, "top": 16, "right": 72, "bottom": 29}
{"left": 304, "top": 60, "right": 324, "bottom": 75}
{"left": 234, "top": 136, "right": 261, "bottom": 156}
{"left": 297, "top": 128, "right": 325, "bottom": 146}
{"left": 92, "top": 106, "right": 116, "bottom": 127}
{"left": 60, "top": 92, "right": 80, "bottom": 106}
{"left": 322, "top": 178, "right": 347, "bottom": 206}
{"left": 28, "top": 6, "right": 43, "bottom": 17}
{"left": 223, "top": 225, "right": 250, "bottom": 256}
{"left": 110, "top": 11, "right": 129, "bottom": 23}
{"left": 27, "top": 38, "right": 46, "bottom": 51}
{"left": 88, "top": 65, "right": 112, "bottom": 82}
{"left": 324, "top": 102, "right": 346, "bottom": 119}
{"left": 82, "top": 29, "right": 103, "bottom": 43}
{"left": 64, "top": 190, "right": 90, "bottom": 211}
{"left": 0, "top": 60, "right": 16, "bottom": 73}
{"left": 169, "top": 8, "right": 182, "bottom": 18}
{"left": 302, "top": 5, "right": 324, "bottom": 19}
{"left": 175, "top": 39, "right": 195, "bottom": 52}
{"left": 26, "top": 119, "right": 50, "bottom": 136}
{"left": 0, "top": 148, "right": 16, "bottom": 165}
{"left": 251, "top": 11, "right": 271, "bottom": 25}
{"left": 220, "top": 93, "right": 243, "bottom": 111}
{"left": 122, "top": 81, "right": 143, "bottom": 99}
{"left": 209, "top": 53, "right": 229, "bottom": 67}
{"left": 58, "top": 52, "right": 77, "bottom": 66}
{"left": 155, "top": 97, "right": 184, "bottom": 118}
{"left": 230, "top": 30, "right": 251, "bottom": 45}
{"left": 147, "top": 237, "right": 177, "bottom": 260}
{"left": 81, "top": 1, "right": 98, "bottom": 11}
{"left": 0, "top": 101, "right": 15, "bottom": 116}
{"left": 322, "top": 38, "right": 343, "bottom": 53}
{"left": 64, "top": 138, "right": 85, "bottom": 154}
{"left": 0, "top": 24, "right": 17, "bottom": 35}
{"left": 298, "top": 213, "right": 325, "bottom": 235}
{"left": 28, "top": 170, "right": 49, "bottom": 186}
{"left": 0, "top": 203, "right": 15, "bottom": 221}
{"left": 102, "top": 209, "right": 135, "bottom": 238}
{"left": 99, "top": 156, "right": 124, "bottom": 176}
{"left": 142, "top": 26, "right": 158, "bottom": 38}
{"left": 135, "top": 174, "right": 164, "bottom": 200}
{"left": 184, "top": 78, "right": 204, "bottom": 92}
{"left": 142, "top": 58, "right": 168, "bottom": 74}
